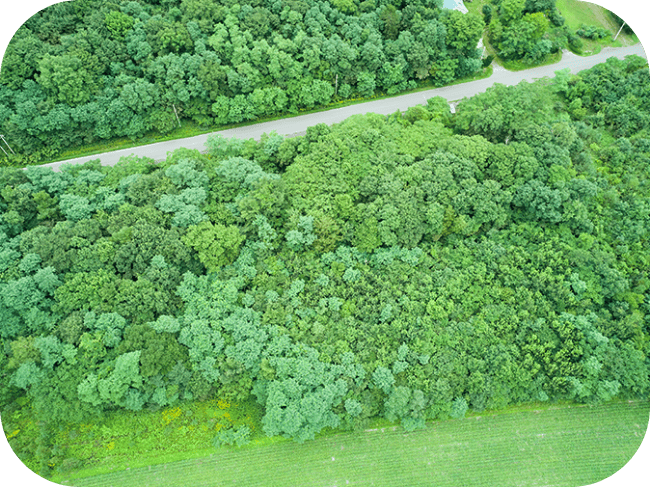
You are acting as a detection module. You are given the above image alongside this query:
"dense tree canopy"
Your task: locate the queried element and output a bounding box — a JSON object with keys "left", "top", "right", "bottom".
{"left": 1, "top": 55, "right": 649, "bottom": 474}
{"left": 488, "top": 0, "right": 582, "bottom": 64}
{"left": 0, "top": 0, "right": 488, "bottom": 164}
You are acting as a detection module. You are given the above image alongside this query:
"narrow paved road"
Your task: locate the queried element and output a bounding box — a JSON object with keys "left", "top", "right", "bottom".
{"left": 38, "top": 44, "right": 646, "bottom": 171}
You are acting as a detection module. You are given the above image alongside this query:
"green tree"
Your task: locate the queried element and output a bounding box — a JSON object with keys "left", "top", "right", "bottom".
{"left": 183, "top": 221, "right": 245, "bottom": 272}
{"left": 380, "top": 5, "right": 400, "bottom": 41}
{"left": 441, "top": 11, "right": 484, "bottom": 57}
{"left": 372, "top": 366, "right": 395, "bottom": 394}
{"left": 499, "top": 0, "right": 526, "bottom": 25}
{"left": 104, "top": 11, "right": 135, "bottom": 40}
{"left": 450, "top": 397, "right": 469, "bottom": 418}
{"left": 483, "top": 5, "right": 493, "bottom": 25}
{"left": 78, "top": 351, "right": 143, "bottom": 408}
{"left": 37, "top": 54, "right": 98, "bottom": 106}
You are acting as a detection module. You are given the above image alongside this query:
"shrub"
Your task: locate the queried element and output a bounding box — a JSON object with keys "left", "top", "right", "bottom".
{"left": 212, "top": 425, "right": 252, "bottom": 447}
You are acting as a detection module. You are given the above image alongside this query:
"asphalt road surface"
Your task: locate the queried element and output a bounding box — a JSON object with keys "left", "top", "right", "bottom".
{"left": 37, "top": 44, "right": 647, "bottom": 172}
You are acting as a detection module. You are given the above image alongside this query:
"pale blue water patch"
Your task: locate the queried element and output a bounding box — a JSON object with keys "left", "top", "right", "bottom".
{"left": 442, "top": 0, "right": 467, "bottom": 11}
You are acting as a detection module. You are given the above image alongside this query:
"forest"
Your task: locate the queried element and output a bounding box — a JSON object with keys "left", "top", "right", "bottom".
{"left": 1, "top": 52, "right": 649, "bottom": 475}
{"left": 0, "top": 0, "right": 575, "bottom": 164}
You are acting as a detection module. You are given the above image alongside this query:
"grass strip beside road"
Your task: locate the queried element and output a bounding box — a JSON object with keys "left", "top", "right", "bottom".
{"left": 27, "top": 68, "right": 494, "bottom": 168}
{"left": 60, "top": 400, "right": 649, "bottom": 487}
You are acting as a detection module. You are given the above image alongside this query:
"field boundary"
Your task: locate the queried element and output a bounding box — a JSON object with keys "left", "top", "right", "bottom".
{"left": 51, "top": 399, "right": 649, "bottom": 487}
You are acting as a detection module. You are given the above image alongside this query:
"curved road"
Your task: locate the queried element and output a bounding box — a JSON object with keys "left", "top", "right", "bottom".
{"left": 39, "top": 44, "right": 646, "bottom": 171}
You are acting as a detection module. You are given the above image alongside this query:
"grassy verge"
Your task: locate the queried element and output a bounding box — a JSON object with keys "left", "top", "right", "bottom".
{"left": 556, "top": 0, "right": 639, "bottom": 54}
{"left": 465, "top": 0, "right": 489, "bottom": 18}
{"left": 500, "top": 50, "right": 563, "bottom": 72}
{"left": 14, "top": 65, "right": 494, "bottom": 168}
{"left": 568, "top": 32, "right": 640, "bottom": 56}
{"left": 557, "top": 0, "right": 632, "bottom": 37}
{"left": 49, "top": 399, "right": 648, "bottom": 487}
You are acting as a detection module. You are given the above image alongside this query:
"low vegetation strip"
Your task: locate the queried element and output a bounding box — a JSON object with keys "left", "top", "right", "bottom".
{"left": 65, "top": 401, "right": 648, "bottom": 487}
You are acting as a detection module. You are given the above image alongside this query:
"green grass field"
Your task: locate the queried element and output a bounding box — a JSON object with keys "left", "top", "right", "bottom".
{"left": 557, "top": 0, "right": 617, "bottom": 31}
{"left": 55, "top": 400, "right": 648, "bottom": 487}
{"left": 556, "top": 0, "right": 639, "bottom": 51}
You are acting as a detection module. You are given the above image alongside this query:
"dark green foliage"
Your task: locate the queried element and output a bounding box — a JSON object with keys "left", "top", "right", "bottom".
{"left": 1, "top": 58, "right": 649, "bottom": 472}
{"left": 0, "top": 0, "right": 488, "bottom": 164}
{"left": 607, "top": 11, "right": 633, "bottom": 34}
{"left": 483, "top": 5, "right": 493, "bottom": 25}
{"left": 489, "top": 0, "right": 564, "bottom": 63}
{"left": 576, "top": 24, "right": 610, "bottom": 40}
{"left": 523, "top": 0, "right": 553, "bottom": 11}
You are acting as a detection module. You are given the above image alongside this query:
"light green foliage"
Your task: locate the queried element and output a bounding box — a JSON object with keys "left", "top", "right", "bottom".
{"left": 331, "top": 0, "right": 356, "bottom": 14}
{"left": 3, "top": 56, "right": 650, "bottom": 473}
{"left": 260, "top": 345, "right": 348, "bottom": 443}
{"left": 156, "top": 187, "right": 208, "bottom": 227}
{"left": 454, "top": 81, "right": 557, "bottom": 143}
{"left": 490, "top": 0, "right": 559, "bottom": 63}
{"left": 59, "top": 194, "right": 94, "bottom": 222}
{"left": 342, "top": 267, "right": 360, "bottom": 283}
{"left": 372, "top": 366, "right": 395, "bottom": 394}
{"left": 403, "top": 105, "right": 430, "bottom": 125}
{"left": 450, "top": 397, "right": 469, "bottom": 419}
{"left": 356, "top": 71, "right": 376, "bottom": 97}
{"left": 24, "top": 166, "right": 72, "bottom": 195}
{"left": 165, "top": 159, "right": 209, "bottom": 189}
{"left": 37, "top": 54, "right": 98, "bottom": 106}
{"left": 54, "top": 269, "right": 118, "bottom": 316}
{"left": 499, "top": 0, "right": 526, "bottom": 25}
{"left": 78, "top": 351, "right": 143, "bottom": 408}
{"left": 440, "top": 10, "right": 484, "bottom": 56}
{"left": 1, "top": 270, "right": 59, "bottom": 336}
{"left": 178, "top": 320, "right": 224, "bottom": 382}
{"left": 212, "top": 424, "right": 252, "bottom": 447}
{"left": 11, "top": 361, "right": 44, "bottom": 390}
{"left": 262, "top": 131, "right": 284, "bottom": 158}
{"left": 222, "top": 307, "right": 268, "bottom": 373}
{"left": 252, "top": 215, "right": 278, "bottom": 250}
{"left": 149, "top": 315, "right": 181, "bottom": 334}
{"left": 212, "top": 157, "right": 278, "bottom": 203}
{"left": 183, "top": 221, "right": 245, "bottom": 272}
{"left": 384, "top": 386, "right": 427, "bottom": 431}
{"left": 285, "top": 216, "right": 316, "bottom": 252}
{"left": 95, "top": 187, "right": 126, "bottom": 212}
{"left": 344, "top": 398, "right": 362, "bottom": 417}
{"left": 104, "top": 11, "right": 135, "bottom": 40}
{"left": 19, "top": 253, "right": 41, "bottom": 274}
{"left": 513, "top": 179, "right": 566, "bottom": 222}
{"left": 84, "top": 311, "right": 128, "bottom": 348}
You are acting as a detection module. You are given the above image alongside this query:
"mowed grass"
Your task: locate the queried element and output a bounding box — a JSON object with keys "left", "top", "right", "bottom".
{"left": 556, "top": 0, "right": 639, "bottom": 47}
{"left": 61, "top": 400, "right": 648, "bottom": 487}
{"left": 557, "top": 0, "right": 617, "bottom": 30}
